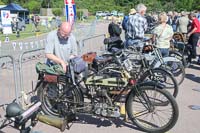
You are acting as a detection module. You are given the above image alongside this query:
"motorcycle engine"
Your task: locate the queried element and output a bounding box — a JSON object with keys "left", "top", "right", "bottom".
{"left": 94, "top": 103, "right": 120, "bottom": 118}
{"left": 87, "top": 86, "right": 121, "bottom": 118}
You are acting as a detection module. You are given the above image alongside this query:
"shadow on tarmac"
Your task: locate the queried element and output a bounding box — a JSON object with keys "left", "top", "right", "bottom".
{"left": 73, "top": 114, "right": 142, "bottom": 131}
{"left": 185, "top": 74, "right": 200, "bottom": 83}
{"left": 188, "top": 63, "right": 200, "bottom": 71}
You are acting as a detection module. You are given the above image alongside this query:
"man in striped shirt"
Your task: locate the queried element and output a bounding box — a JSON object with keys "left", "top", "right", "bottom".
{"left": 126, "top": 3, "right": 148, "bottom": 48}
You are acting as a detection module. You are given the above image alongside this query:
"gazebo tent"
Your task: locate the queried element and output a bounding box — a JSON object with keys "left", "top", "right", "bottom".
{"left": 0, "top": 3, "right": 29, "bottom": 19}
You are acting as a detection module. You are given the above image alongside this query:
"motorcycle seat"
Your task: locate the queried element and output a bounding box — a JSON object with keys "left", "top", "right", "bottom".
{"left": 94, "top": 56, "right": 113, "bottom": 64}
{"left": 6, "top": 102, "right": 24, "bottom": 118}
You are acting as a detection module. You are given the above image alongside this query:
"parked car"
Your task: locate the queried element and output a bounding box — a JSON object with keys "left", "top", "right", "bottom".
{"left": 24, "top": 17, "right": 30, "bottom": 24}
{"left": 0, "top": 22, "right": 3, "bottom": 33}
{"left": 12, "top": 17, "right": 26, "bottom": 32}
{"left": 117, "top": 12, "right": 124, "bottom": 17}
{"left": 18, "top": 15, "right": 30, "bottom": 24}
{"left": 111, "top": 10, "right": 118, "bottom": 16}
{"left": 96, "top": 11, "right": 105, "bottom": 17}
{"left": 104, "top": 11, "right": 111, "bottom": 16}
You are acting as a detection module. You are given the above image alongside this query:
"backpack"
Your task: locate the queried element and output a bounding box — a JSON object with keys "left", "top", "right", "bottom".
{"left": 108, "top": 22, "right": 122, "bottom": 37}
{"left": 122, "top": 15, "right": 129, "bottom": 31}
{"left": 35, "top": 62, "right": 65, "bottom": 75}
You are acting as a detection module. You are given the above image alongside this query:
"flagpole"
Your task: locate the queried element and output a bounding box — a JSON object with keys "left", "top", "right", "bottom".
{"left": 64, "top": 0, "right": 67, "bottom": 22}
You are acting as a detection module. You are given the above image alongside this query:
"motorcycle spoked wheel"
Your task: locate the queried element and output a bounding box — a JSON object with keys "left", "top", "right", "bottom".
{"left": 126, "top": 85, "right": 179, "bottom": 133}
{"left": 37, "top": 82, "right": 83, "bottom": 117}
{"left": 138, "top": 68, "right": 178, "bottom": 98}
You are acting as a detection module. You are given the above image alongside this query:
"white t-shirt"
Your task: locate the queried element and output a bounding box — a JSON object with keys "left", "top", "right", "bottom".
{"left": 153, "top": 24, "right": 174, "bottom": 48}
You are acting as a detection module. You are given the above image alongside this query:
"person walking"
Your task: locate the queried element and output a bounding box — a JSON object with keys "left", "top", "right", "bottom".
{"left": 177, "top": 11, "right": 190, "bottom": 35}
{"left": 187, "top": 12, "right": 200, "bottom": 63}
{"left": 172, "top": 11, "right": 179, "bottom": 32}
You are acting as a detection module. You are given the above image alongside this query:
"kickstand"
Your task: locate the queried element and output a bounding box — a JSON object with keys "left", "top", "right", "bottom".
{"left": 65, "top": 122, "right": 73, "bottom": 130}
{"left": 64, "top": 113, "right": 76, "bottom": 130}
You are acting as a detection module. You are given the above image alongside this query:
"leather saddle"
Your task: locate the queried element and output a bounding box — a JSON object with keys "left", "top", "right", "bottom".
{"left": 6, "top": 102, "right": 24, "bottom": 118}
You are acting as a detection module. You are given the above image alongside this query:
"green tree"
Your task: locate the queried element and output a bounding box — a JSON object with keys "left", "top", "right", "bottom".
{"left": 41, "top": 0, "right": 53, "bottom": 8}
{"left": 24, "top": 0, "right": 41, "bottom": 13}
{"left": 52, "top": 8, "right": 62, "bottom": 16}
{"left": 1, "top": 0, "right": 200, "bottom": 15}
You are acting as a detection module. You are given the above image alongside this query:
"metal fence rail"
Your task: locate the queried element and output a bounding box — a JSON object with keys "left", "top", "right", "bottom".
{"left": 0, "top": 33, "right": 107, "bottom": 107}
{"left": 0, "top": 55, "right": 18, "bottom": 105}
{"left": 18, "top": 48, "right": 45, "bottom": 106}
{"left": 0, "top": 39, "right": 46, "bottom": 57}
{"left": 0, "top": 20, "right": 107, "bottom": 108}
{"left": 73, "top": 20, "right": 97, "bottom": 41}
{"left": 79, "top": 34, "right": 106, "bottom": 55}
{"left": 0, "top": 21, "right": 110, "bottom": 131}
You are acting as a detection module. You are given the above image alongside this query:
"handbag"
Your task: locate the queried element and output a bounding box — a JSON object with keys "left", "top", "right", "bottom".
{"left": 158, "top": 24, "right": 166, "bottom": 39}
{"left": 70, "top": 57, "right": 87, "bottom": 73}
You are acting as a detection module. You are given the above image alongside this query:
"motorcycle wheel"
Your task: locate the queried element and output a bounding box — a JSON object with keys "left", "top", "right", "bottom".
{"left": 126, "top": 84, "right": 179, "bottom": 133}
{"left": 139, "top": 68, "right": 178, "bottom": 98}
{"left": 37, "top": 82, "right": 83, "bottom": 117}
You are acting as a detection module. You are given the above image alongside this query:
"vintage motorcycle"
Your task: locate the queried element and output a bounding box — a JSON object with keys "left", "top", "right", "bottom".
{"left": 34, "top": 57, "right": 179, "bottom": 133}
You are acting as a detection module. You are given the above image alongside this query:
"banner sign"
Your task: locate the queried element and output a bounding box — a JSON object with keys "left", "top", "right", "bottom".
{"left": 65, "top": 0, "right": 76, "bottom": 24}
{"left": 1, "top": 10, "right": 12, "bottom": 34}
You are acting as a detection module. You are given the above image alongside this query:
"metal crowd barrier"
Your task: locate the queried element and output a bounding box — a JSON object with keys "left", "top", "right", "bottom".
{"left": 73, "top": 20, "right": 97, "bottom": 41}
{"left": 0, "top": 39, "right": 46, "bottom": 57}
{"left": 18, "top": 48, "right": 45, "bottom": 106}
{"left": 0, "top": 55, "right": 19, "bottom": 105}
{"left": 0, "top": 19, "right": 107, "bottom": 108}
{"left": 79, "top": 34, "right": 106, "bottom": 55}
{"left": 0, "top": 34, "right": 107, "bottom": 107}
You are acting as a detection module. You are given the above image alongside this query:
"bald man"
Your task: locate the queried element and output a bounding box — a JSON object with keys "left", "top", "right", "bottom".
{"left": 45, "top": 22, "right": 78, "bottom": 72}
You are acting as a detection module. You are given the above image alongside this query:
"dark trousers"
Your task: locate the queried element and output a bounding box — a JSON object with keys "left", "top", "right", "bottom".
{"left": 188, "top": 33, "right": 200, "bottom": 59}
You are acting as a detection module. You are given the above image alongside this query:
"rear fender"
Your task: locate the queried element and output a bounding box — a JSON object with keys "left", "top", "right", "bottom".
{"left": 154, "top": 57, "right": 181, "bottom": 68}
{"left": 125, "top": 81, "right": 163, "bottom": 104}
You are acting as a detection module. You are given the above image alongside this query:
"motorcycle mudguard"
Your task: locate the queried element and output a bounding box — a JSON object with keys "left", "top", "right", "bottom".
{"left": 170, "top": 51, "right": 183, "bottom": 58}
{"left": 153, "top": 56, "right": 182, "bottom": 68}
{"left": 125, "top": 81, "right": 163, "bottom": 105}
{"left": 34, "top": 79, "right": 84, "bottom": 104}
{"left": 137, "top": 67, "right": 174, "bottom": 83}
{"left": 34, "top": 80, "right": 43, "bottom": 92}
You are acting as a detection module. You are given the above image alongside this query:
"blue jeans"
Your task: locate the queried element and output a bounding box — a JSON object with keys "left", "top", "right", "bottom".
{"left": 159, "top": 48, "right": 169, "bottom": 57}
{"left": 125, "top": 39, "right": 144, "bottom": 49}
{"left": 172, "top": 25, "right": 177, "bottom": 32}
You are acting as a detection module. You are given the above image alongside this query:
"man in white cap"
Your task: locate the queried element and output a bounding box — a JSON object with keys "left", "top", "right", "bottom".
{"left": 122, "top": 8, "right": 136, "bottom": 40}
